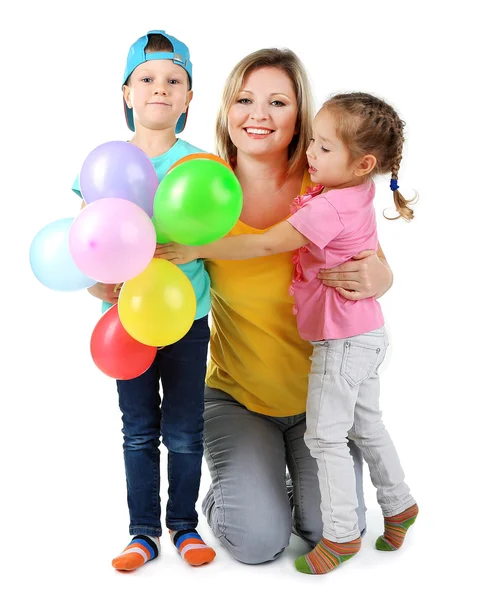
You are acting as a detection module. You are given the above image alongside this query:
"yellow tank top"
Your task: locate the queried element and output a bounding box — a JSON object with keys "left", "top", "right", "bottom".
{"left": 205, "top": 171, "right": 314, "bottom": 416}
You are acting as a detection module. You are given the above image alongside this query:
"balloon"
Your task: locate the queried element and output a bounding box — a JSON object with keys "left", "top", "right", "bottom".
{"left": 155, "top": 154, "right": 233, "bottom": 245}
{"left": 152, "top": 216, "right": 171, "bottom": 244}
{"left": 153, "top": 159, "right": 243, "bottom": 245}
{"left": 79, "top": 141, "right": 158, "bottom": 217}
{"left": 69, "top": 197, "right": 156, "bottom": 283}
{"left": 90, "top": 304, "right": 158, "bottom": 380}
{"left": 167, "top": 152, "right": 233, "bottom": 173}
{"left": 118, "top": 259, "right": 196, "bottom": 346}
{"left": 30, "top": 217, "right": 96, "bottom": 291}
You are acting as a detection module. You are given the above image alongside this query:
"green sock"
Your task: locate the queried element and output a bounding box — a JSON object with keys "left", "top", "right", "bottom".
{"left": 295, "top": 536, "right": 361, "bottom": 575}
{"left": 376, "top": 504, "right": 419, "bottom": 551}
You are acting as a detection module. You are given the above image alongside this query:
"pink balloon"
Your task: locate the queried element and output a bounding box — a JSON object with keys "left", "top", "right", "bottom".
{"left": 69, "top": 198, "right": 156, "bottom": 283}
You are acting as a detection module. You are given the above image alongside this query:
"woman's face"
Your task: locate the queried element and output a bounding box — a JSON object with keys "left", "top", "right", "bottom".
{"left": 228, "top": 67, "right": 298, "bottom": 161}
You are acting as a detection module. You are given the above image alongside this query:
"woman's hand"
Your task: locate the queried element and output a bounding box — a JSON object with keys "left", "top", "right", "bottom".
{"left": 317, "top": 250, "right": 393, "bottom": 300}
{"left": 154, "top": 243, "right": 200, "bottom": 264}
{"left": 87, "top": 282, "right": 122, "bottom": 303}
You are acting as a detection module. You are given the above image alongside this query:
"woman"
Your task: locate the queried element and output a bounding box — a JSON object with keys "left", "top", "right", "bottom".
{"left": 194, "top": 49, "right": 393, "bottom": 564}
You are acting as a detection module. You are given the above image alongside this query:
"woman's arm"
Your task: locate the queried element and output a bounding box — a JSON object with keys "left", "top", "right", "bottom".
{"left": 155, "top": 222, "right": 308, "bottom": 264}
{"left": 317, "top": 244, "right": 393, "bottom": 300}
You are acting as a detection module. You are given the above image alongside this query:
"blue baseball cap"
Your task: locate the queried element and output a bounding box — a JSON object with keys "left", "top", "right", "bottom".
{"left": 122, "top": 30, "right": 193, "bottom": 134}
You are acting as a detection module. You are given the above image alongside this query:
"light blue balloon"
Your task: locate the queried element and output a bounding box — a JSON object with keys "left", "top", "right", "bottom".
{"left": 30, "top": 217, "right": 97, "bottom": 292}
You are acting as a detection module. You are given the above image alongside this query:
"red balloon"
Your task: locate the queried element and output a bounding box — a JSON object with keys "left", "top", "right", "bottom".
{"left": 90, "top": 304, "right": 158, "bottom": 380}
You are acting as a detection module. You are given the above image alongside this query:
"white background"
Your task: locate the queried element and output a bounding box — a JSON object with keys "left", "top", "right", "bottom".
{"left": 1, "top": 1, "right": 481, "bottom": 598}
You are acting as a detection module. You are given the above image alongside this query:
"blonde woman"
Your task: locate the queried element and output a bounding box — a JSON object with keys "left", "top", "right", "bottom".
{"left": 160, "top": 49, "right": 394, "bottom": 565}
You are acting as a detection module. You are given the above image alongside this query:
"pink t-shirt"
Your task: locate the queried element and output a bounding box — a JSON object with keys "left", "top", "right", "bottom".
{"left": 286, "top": 181, "right": 384, "bottom": 341}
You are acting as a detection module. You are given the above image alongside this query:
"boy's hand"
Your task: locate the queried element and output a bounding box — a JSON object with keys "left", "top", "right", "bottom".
{"left": 154, "top": 243, "right": 199, "bottom": 264}
{"left": 87, "top": 282, "right": 122, "bottom": 303}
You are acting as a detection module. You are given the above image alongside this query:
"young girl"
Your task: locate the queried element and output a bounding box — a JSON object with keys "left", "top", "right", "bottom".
{"left": 159, "top": 92, "right": 418, "bottom": 574}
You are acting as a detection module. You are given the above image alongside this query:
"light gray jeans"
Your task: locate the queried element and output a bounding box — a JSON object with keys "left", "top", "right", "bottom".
{"left": 305, "top": 326, "right": 415, "bottom": 543}
{"left": 201, "top": 386, "right": 366, "bottom": 564}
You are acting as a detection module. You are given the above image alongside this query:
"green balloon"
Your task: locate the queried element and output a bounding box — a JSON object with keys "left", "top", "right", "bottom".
{"left": 152, "top": 216, "right": 171, "bottom": 244}
{"left": 153, "top": 159, "right": 243, "bottom": 245}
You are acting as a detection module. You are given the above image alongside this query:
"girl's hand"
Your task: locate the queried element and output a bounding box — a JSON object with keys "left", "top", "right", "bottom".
{"left": 154, "top": 243, "right": 200, "bottom": 264}
{"left": 87, "top": 282, "right": 122, "bottom": 303}
{"left": 317, "top": 250, "right": 393, "bottom": 300}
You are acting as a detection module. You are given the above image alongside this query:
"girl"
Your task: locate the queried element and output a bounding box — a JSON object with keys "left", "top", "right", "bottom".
{"left": 159, "top": 92, "right": 418, "bottom": 574}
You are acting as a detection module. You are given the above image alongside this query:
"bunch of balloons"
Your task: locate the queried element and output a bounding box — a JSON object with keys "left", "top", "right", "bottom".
{"left": 30, "top": 141, "right": 243, "bottom": 380}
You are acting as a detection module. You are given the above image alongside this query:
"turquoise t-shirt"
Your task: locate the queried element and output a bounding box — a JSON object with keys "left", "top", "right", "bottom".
{"left": 72, "top": 139, "right": 211, "bottom": 320}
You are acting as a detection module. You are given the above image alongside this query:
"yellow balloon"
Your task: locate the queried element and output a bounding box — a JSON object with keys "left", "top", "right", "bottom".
{"left": 118, "top": 259, "right": 196, "bottom": 346}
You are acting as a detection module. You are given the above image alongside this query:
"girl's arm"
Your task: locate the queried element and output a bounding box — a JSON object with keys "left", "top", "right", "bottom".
{"left": 154, "top": 221, "right": 309, "bottom": 264}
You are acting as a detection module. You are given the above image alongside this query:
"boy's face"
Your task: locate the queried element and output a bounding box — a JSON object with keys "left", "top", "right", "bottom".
{"left": 123, "top": 59, "right": 192, "bottom": 131}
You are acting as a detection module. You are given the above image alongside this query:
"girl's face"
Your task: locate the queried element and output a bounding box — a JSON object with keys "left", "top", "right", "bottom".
{"left": 123, "top": 59, "right": 192, "bottom": 131}
{"left": 228, "top": 67, "right": 298, "bottom": 161}
{"left": 306, "top": 108, "right": 359, "bottom": 189}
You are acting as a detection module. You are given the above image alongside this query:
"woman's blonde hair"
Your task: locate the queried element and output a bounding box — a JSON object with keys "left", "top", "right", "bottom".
{"left": 215, "top": 48, "right": 314, "bottom": 177}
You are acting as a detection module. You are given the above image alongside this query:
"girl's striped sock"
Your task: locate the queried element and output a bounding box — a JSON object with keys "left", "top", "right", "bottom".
{"left": 111, "top": 535, "right": 160, "bottom": 571}
{"left": 295, "top": 536, "right": 361, "bottom": 575}
{"left": 376, "top": 503, "right": 419, "bottom": 551}
{"left": 170, "top": 529, "right": 216, "bottom": 566}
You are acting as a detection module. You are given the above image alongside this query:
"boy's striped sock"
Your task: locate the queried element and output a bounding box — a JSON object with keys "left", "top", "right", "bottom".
{"left": 111, "top": 535, "right": 160, "bottom": 571}
{"left": 376, "top": 503, "right": 419, "bottom": 551}
{"left": 295, "top": 537, "right": 361, "bottom": 575}
{"left": 170, "top": 529, "right": 216, "bottom": 566}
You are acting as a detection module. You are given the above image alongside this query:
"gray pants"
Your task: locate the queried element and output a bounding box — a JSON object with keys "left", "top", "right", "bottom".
{"left": 201, "top": 387, "right": 366, "bottom": 564}
{"left": 306, "top": 327, "right": 415, "bottom": 543}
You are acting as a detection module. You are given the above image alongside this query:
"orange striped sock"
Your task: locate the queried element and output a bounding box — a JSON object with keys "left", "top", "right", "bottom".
{"left": 295, "top": 537, "right": 361, "bottom": 574}
{"left": 111, "top": 535, "right": 160, "bottom": 571}
{"left": 170, "top": 529, "right": 216, "bottom": 566}
{"left": 376, "top": 503, "right": 419, "bottom": 551}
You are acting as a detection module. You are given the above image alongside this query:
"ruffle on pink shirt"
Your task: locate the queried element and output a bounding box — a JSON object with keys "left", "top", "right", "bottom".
{"left": 288, "top": 185, "right": 323, "bottom": 315}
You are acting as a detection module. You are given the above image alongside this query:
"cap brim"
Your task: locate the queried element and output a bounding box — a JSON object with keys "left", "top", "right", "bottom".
{"left": 176, "top": 109, "right": 188, "bottom": 134}
{"left": 124, "top": 100, "right": 135, "bottom": 132}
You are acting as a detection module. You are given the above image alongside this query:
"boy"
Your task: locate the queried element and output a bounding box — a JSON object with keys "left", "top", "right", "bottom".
{"left": 73, "top": 30, "right": 215, "bottom": 571}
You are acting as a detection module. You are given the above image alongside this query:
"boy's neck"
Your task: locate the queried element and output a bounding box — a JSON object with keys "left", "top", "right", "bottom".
{"left": 129, "top": 127, "right": 178, "bottom": 158}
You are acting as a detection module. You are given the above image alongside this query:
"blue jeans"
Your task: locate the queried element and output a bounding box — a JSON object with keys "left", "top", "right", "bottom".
{"left": 117, "top": 315, "right": 210, "bottom": 536}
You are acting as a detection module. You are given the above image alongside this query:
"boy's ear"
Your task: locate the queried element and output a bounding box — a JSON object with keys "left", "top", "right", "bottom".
{"left": 353, "top": 154, "right": 377, "bottom": 177}
{"left": 185, "top": 89, "right": 193, "bottom": 109}
{"left": 122, "top": 84, "right": 132, "bottom": 109}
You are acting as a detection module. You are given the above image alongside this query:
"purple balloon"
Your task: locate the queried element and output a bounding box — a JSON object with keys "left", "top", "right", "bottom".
{"left": 79, "top": 141, "right": 158, "bottom": 217}
{"left": 69, "top": 197, "right": 156, "bottom": 284}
